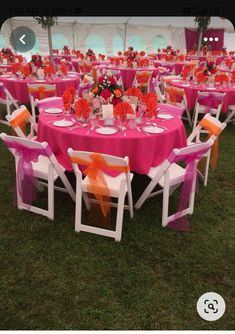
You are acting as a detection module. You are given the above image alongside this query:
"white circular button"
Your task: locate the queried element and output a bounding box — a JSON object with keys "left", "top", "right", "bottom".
{"left": 197, "top": 292, "right": 226, "bottom": 321}
{"left": 209, "top": 37, "right": 214, "bottom": 42}
{"left": 203, "top": 37, "right": 208, "bottom": 42}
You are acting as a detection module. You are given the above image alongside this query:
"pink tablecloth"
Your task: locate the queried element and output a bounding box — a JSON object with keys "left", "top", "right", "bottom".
{"left": 37, "top": 104, "right": 187, "bottom": 173}
{"left": 169, "top": 79, "right": 235, "bottom": 112}
{"left": 0, "top": 75, "right": 80, "bottom": 104}
{"left": 97, "top": 65, "right": 159, "bottom": 90}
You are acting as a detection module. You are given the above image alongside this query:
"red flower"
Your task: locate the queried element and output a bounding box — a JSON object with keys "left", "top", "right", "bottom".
{"left": 98, "top": 76, "right": 104, "bottom": 84}
{"left": 109, "top": 77, "right": 116, "bottom": 85}
{"left": 100, "top": 89, "right": 112, "bottom": 100}
{"left": 112, "top": 97, "right": 122, "bottom": 106}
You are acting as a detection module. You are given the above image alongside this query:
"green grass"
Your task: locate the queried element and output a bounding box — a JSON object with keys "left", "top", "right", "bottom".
{"left": 0, "top": 118, "right": 234, "bottom": 330}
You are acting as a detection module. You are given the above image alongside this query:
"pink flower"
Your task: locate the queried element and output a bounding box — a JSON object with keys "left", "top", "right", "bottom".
{"left": 100, "top": 89, "right": 112, "bottom": 100}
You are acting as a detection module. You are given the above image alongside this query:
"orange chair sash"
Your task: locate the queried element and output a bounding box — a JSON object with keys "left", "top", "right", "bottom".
{"left": 165, "top": 86, "right": 184, "bottom": 103}
{"left": 70, "top": 153, "right": 129, "bottom": 217}
{"left": 10, "top": 109, "right": 31, "bottom": 128}
{"left": 28, "top": 86, "right": 55, "bottom": 100}
{"left": 199, "top": 118, "right": 222, "bottom": 170}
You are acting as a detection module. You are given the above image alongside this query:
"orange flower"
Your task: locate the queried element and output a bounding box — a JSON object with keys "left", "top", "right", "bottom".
{"left": 92, "top": 87, "right": 98, "bottom": 94}
{"left": 114, "top": 89, "right": 122, "bottom": 97}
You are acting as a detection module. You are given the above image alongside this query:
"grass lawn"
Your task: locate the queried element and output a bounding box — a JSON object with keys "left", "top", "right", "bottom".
{"left": 0, "top": 116, "right": 234, "bottom": 330}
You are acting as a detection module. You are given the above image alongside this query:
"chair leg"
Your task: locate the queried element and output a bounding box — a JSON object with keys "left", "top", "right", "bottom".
{"left": 115, "top": 182, "right": 126, "bottom": 242}
{"left": 75, "top": 176, "right": 82, "bottom": 232}
{"left": 204, "top": 151, "right": 211, "bottom": 187}
{"left": 193, "top": 108, "right": 199, "bottom": 129}
{"left": 162, "top": 174, "right": 170, "bottom": 227}
{"left": 48, "top": 166, "right": 54, "bottom": 220}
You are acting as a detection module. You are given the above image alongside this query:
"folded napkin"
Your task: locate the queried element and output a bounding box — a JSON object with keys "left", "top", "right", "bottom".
{"left": 74, "top": 98, "right": 91, "bottom": 119}
{"left": 125, "top": 87, "right": 143, "bottom": 100}
{"left": 113, "top": 101, "right": 134, "bottom": 120}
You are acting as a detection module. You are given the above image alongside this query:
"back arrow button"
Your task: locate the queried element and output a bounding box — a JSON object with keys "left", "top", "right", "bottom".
{"left": 19, "top": 34, "right": 26, "bottom": 45}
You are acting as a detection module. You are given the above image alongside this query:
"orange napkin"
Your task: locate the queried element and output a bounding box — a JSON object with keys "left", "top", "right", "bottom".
{"left": 113, "top": 101, "right": 134, "bottom": 120}
{"left": 125, "top": 87, "right": 143, "bottom": 100}
{"left": 196, "top": 71, "right": 207, "bottom": 83}
{"left": 214, "top": 73, "right": 229, "bottom": 84}
{"left": 74, "top": 98, "right": 91, "bottom": 119}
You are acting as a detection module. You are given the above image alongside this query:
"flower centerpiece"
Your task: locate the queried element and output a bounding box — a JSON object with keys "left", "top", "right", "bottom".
{"left": 1, "top": 48, "right": 15, "bottom": 63}
{"left": 30, "top": 54, "right": 43, "bottom": 68}
{"left": 90, "top": 70, "right": 123, "bottom": 105}
{"left": 86, "top": 48, "right": 96, "bottom": 61}
{"left": 63, "top": 45, "right": 70, "bottom": 55}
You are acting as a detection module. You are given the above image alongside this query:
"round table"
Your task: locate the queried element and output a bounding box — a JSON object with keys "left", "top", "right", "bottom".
{"left": 37, "top": 103, "right": 187, "bottom": 173}
{"left": 0, "top": 74, "right": 80, "bottom": 104}
{"left": 169, "top": 79, "right": 235, "bottom": 112}
{"left": 97, "top": 65, "right": 159, "bottom": 90}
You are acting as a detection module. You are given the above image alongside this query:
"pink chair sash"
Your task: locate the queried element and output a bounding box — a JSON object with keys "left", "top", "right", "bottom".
{"left": 3, "top": 140, "right": 50, "bottom": 207}
{"left": 197, "top": 92, "right": 224, "bottom": 113}
{"left": 166, "top": 146, "right": 211, "bottom": 231}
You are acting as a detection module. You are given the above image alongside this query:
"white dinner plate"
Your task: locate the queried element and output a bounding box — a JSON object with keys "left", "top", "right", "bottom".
{"left": 0, "top": 74, "right": 10, "bottom": 77}
{"left": 207, "top": 87, "right": 216, "bottom": 90}
{"left": 95, "top": 127, "right": 117, "bottom": 135}
{"left": 181, "top": 84, "right": 191, "bottom": 86}
{"left": 44, "top": 108, "right": 63, "bottom": 114}
{"left": 142, "top": 126, "right": 165, "bottom": 134}
{"left": 35, "top": 79, "right": 46, "bottom": 82}
{"left": 157, "top": 113, "right": 174, "bottom": 119}
{"left": 53, "top": 120, "right": 73, "bottom": 127}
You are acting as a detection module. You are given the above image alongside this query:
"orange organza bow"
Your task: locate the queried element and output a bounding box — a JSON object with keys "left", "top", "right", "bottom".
{"left": 44, "top": 65, "right": 56, "bottom": 76}
{"left": 11, "top": 63, "right": 21, "bottom": 74}
{"left": 136, "top": 71, "right": 151, "bottom": 84}
{"left": 165, "top": 86, "right": 184, "bottom": 104}
{"left": 188, "top": 50, "right": 196, "bottom": 55}
{"left": 196, "top": 71, "right": 207, "bottom": 83}
{"left": 113, "top": 101, "right": 134, "bottom": 120}
{"left": 60, "top": 62, "right": 68, "bottom": 75}
{"left": 20, "top": 65, "right": 31, "bottom": 77}
{"left": 9, "top": 108, "right": 31, "bottom": 128}
{"left": 70, "top": 153, "right": 129, "bottom": 217}
{"left": 28, "top": 86, "right": 50, "bottom": 100}
{"left": 199, "top": 118, "right": 223, "bottom": 170}
{"left": 125, "top": 87, "right": 143, "bottom": 100}
{"left": 214, "top": 73, "right": 229, "bottom": 84}
{"left": 80, "top": 63, "right": 91, "bottom": 74}
{"left": 74, "top": 98, "right": 91, "bottom": 119}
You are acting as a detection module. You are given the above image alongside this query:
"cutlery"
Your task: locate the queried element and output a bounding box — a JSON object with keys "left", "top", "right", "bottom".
{"left": 86, "top": 126, "right": 95, "bottom": 134}
{"left": 69, "top": 125, "right": 81, "bottom": 131}
{"left": 136, "top": 126, "right": 150, "bottom": 136}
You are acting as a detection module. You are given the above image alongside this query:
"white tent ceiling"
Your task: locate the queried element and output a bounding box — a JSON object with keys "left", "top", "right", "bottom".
{"left": 0, "top": 16, "right": 234, "bottom": 57}
{"left": 7, "top": 16, "right": 234, "bottom": 29}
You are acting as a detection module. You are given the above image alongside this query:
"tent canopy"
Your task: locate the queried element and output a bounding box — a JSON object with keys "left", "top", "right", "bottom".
{"left": 0, "top": 16, "right": 234, "bottom": 57}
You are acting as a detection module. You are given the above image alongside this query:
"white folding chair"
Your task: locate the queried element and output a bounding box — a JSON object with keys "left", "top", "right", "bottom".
{"left": 187, "top": 113, "right": 227, "bottom": 186}
{"left": 0, "top": 82, "right": 19, "bottom": 125}
{"left": 78, "top": 81, "right": 94, "bottom": 98}
{"left": 27, "top": 83, "right": 57, "bottom": 121}
{"left": 164, "top": 85, "right": 192, "bottom": 126}
{"left": 135, "top": 141, "right": 213, "bottom": 228}
{"left": 192, "top": 91, "right": 225, "bottom": 129}
{"left": 0, "top": 133, "right": 75, "bottom": 219}
{"left": 36, "top": 97, "right": 64, "bottom": 113}
{"left": 67, "top": 149, "right": 134, "bottom": 241}
{"left": 6, "top": 105, "right": 37, "bottom": 140}
{"left": 225, "top": 105, "right": 235, "bottom": 124}
{"left": 151, "top": 77, "right": 166, "bottom": 103}
{"left": 133, "top": 71, "right": 153, "bottom": 94}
